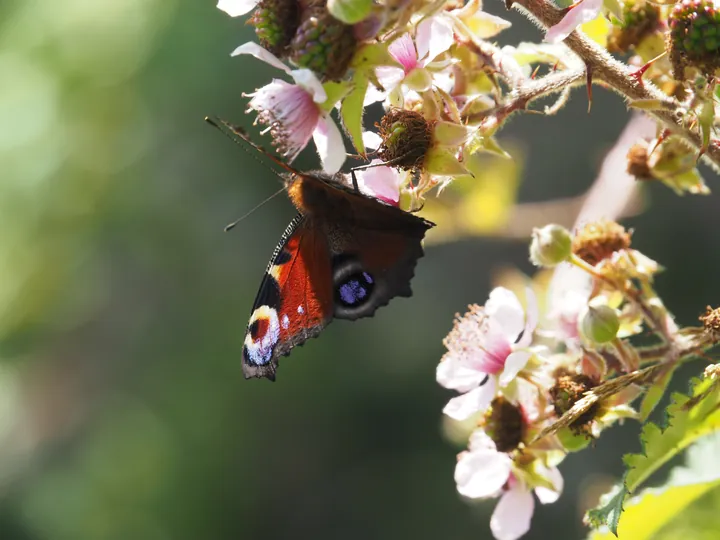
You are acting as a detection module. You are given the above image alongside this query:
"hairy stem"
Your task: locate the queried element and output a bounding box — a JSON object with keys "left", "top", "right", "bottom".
{"left": 503, "top": 0, "right": 720, "bottom": 172}
{"left": 464, "top": 68, "right": 585, "bottom": 125}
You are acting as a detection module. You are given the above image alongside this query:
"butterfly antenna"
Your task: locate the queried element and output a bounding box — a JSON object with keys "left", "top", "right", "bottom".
{"left": 224, "top": 185, "right": 287, "bottom": 232}
{"left": 205, "top": 116, "right": 300, "bottom": 180}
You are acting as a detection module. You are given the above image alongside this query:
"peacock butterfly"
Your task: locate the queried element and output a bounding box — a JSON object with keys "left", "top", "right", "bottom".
{"left": 207, "top": 117, "right": 435, "bottom": 381}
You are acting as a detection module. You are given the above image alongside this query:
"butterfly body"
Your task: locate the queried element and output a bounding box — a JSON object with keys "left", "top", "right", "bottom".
{"left": 205, "top": 117, "right": 434, "bottom": 381}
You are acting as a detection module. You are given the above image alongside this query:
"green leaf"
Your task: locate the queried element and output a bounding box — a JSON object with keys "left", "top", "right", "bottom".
{"left": 589, "top": 432, "right": 720, "bottom": 539}
{"left": 588, "top": 481, "right": 720, "bottom": 540}
{"left": 340, "top": 72, "right": 369, "bottom": 156}
{"left": 327, "top": 0, "right": 372, "bottom": 25}
{"left": 625, "top": 378, "right": 720, "bottom": 494}
{"left": 586, "top": 377, "right": 720, "bottom": 535}
{"left": 351, "top": 42, "right": 398, "bottom": 70}
{"left": 639, "top": 365, "right": 675, "bottom": 422}
{"left": 320, "top": 80, "right": 353, "bottom": 113}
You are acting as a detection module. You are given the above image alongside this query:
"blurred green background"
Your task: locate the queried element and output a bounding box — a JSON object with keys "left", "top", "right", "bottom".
{"left": 2, "top": 1, "right": 720, "bottom": 539}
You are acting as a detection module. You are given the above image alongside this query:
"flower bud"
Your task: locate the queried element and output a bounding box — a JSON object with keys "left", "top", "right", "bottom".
{"left": 291, "top": 3, "right": 357, "bottom": 81}
{"left": 249, "top": 0, "right": 301, "bottom": 57}
{"left": 668, "top": 0, "right": 720, "bottom": 80}
{"left": 529, "top": 224, "right": 572, "bottom": 267}
{"left": 580, "top": 305, "right": 620, "bottom": 344}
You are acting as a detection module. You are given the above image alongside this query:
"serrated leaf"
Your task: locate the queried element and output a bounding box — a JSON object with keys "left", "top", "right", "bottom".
{"left": 586, "top": 484, "right": 625, "bottom": 533}
{"left": 639, "top": 365, "right": 675, "bottom": 422}
{"left": 340, "top": 72, "right": 369, "bottom": 156}
{"left": 586, "top": 378, "right": 720, "bottom": 535}
{"left": 588, "top": 481, "right": 720, "bottom": 540}
{"left": 589, "top": 432, "right": 720, "bottom": 539}
{"left": 625, "top": 378, "right": 720, "bottom": 493}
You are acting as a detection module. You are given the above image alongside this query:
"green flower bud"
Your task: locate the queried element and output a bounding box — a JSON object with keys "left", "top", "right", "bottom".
{"left": 529, "top": 224, "right": 572, "bottom": 267}
{"left": 580, "top": 305, "right": 620, "bottom": 344}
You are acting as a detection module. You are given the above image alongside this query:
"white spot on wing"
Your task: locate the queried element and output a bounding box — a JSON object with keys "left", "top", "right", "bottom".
{"left": 244, "top": 306, "right": 280, "bottom": 366}
{"left": 297, "top": 305, "right": 305, "bottom": 314}
{"left": 281, "top": 314, "right": 289, "bottom": 329}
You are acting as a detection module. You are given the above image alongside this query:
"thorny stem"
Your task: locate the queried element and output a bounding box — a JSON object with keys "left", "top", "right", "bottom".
{"left": 464, "top": 68, "right": 586, "bottom": 125}
{"left": 503, "top": 0, "right": 720, "bottom": 173}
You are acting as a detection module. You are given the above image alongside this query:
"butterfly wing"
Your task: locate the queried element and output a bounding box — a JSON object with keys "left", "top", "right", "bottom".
{"left": 242, "top": 215, "right": 334, "bottom": 380}
{"left": 320, "top": 190, "right": 435, "bottom": 321}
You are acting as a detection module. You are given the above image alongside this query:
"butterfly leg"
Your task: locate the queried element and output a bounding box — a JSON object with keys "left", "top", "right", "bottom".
{"left": 349, "top": 169, "right": 360, "bottom": 192}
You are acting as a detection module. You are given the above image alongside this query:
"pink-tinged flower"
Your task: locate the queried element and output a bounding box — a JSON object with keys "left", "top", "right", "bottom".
{"left": 217, "top": 0, "right": 258, "bottom": 17}
{"left": 367, "top": 17, "right": 454, "bottom": 103}
{"left": 353, "top": 160, "right": 403, "bottom": 206}
{"left": 437, "top": 287, "right": 539, "bottom": 420}
{"left": 455, "top": 431, "right": 563, "bottom": 540}
{"left": 232, "top": 43, "right": 346, "bottom": 173}
{"left": 546, "top": 264, "right": 592, "bottom": 349}
{"left": 545, "top": 0, "right": 603, "bottom": 44}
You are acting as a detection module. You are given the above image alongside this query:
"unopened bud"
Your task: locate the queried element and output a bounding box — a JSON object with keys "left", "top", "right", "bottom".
{"left": 580, "top": 305, "right": 620, "bottom": 344}
{"left": 530, "top": 224, "right": 572, "bottom": 267}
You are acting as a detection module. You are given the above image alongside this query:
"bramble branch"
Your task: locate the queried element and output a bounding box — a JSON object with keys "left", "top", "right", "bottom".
{"left": 503, "top": 0, "right": 720, "bottom": 171}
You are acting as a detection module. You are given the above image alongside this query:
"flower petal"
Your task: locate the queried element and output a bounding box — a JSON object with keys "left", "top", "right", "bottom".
{"left": 516, "top": 287, "right": 538, "bottom": 347}
{"left": 217, "top": 0, "right": 258, "bottom": 17}
{"left": 388, "top": 33, "right": 418, "bottom": 72}
{"left": 354, "top": 160, "right": 402, "bottom": 205}
{"left": 442, "top": 379, "right": 497, "bottom": 420}
{"left": 416, "top": 16, "right": 454, "bottom": 64}
{"left": 486, "top": 287, "right": 525, "bottom": 343}
{"left": 490, "top": 486, "right": 535, "bottom": 540}
{"left": 534, "top": 465, "right": 563, "bottom": 504}
{"left": 313, "top": 115, "right": 346, "bottom": 174}
{"left": 545, "top": 0, "right": 604, "bottom": 44}
{"left": 437, "top": 358, "right": 490, "bottom": 392}
{"left": 455, "top": 448, "right": 512, "bottom": 499}
{"left": 230, "top": 42, "right": 290, "bottom": 72}
{"left": 290, "top": 69, "right": 327, "bottom": 103}
{"left": 498, "top": 350, "right": 531, "bottom": 387}
{"left": 468, "top": 429, "right": 498, "bottom": 452}
{"left": 362, "top": 131, "right": 383, "bottom": 150}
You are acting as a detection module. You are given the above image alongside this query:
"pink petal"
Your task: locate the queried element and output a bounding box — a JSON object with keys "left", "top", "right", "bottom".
{"left": 231, "top": 42, "right": 290, "bottom": 72}
{"left": 455, "top": 448, "right": 512, "bottom": 499}
{"left": 313, "top": 115, "right": 346, "bottom": 174}
{"left": 388, "top": 33, "right": 418, "bottom": 73}
{"left": 217, "top": 0, "right": 258, "bottom": 17}
{"left": 437, "top": 357, "right": 488, "bottom": 392}
{"left": 498, "top": 351, "right": 531, "bottom": 387}
{"left": 247, "top": 79, "right": 318, "bottom": 159}
{"left": 354, "top": 160, "right": 402, "bottom": 205}
{"left": 545, "top": 0, "right": 604, "bottom": 44}
{"left": 290, "top": 69, "right": 327, "bottom": 103}
{"left": 490, "top": 486, "right": 535, "bottom": 540}
{"left": 416, "top": 16, "right": 454, "bottom": 64}
{"left": 486, "top": 287, "right": 525, "bottom": 343}
{"left": 442, "top": 379, "right": 497, "bottom": 420}
{"left": 534, "top": 465, "right": 563, "bottom": 504}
